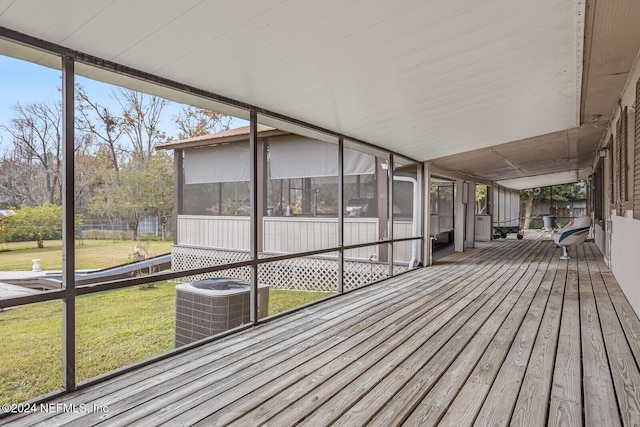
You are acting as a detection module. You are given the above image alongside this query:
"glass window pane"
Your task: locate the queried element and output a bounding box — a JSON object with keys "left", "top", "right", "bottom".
{"left": 392, "top": 159, "right": 421, "bottom": 269}
{"left": 0, "top": 301, "right": 62, "bottom": 404}
{"left": 430, "top": 178, "right": 456, "bottom": 261}
{"left": 344, "top": 140, "right": 389, "bottom": 250}
{"left": 0, "top": 52, "right": 64, "bottom": 403}
{"left": 259, "top": 115, "right": 339, "bottom": 256}
{"left": 76, "top": 281, "right": 175, "bottom": 379}
{"left": 73, "top": 62, "right": 251, "bottom": 282}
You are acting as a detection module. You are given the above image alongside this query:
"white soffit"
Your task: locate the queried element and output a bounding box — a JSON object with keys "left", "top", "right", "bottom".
{"left": 0, "top": 0, "right": 584, "bottom": 162}
{"left": 496, "top": 171, "right": 579, "bottom": 191}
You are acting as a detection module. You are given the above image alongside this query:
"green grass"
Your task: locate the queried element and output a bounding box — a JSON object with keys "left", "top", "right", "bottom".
{"left": 0, "top": 283, "right": 331, "bottom": 404}
{"left": 0, "top": 239, "right": 174, "bottom": 271}
{"left": 268, "top": 289, "right": 331, "bottom": 314}
{"left": 0, "top": 239, "right": 331, "bottom": 404}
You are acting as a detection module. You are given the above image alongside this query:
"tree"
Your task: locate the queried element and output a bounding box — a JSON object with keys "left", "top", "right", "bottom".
{"left": 520, "top": 183, "right": 587, "bottom": 229}
{"left": 0, "top": 211, "right": 8, "bottom": 244}
{"left": 75, "top": 85, "right": 125, "bottom": 176}
{"left": 116, "top": 162, "right": 148, "bottom": 241}
{"left": 88, "top": 164, "right": 123, "bottom": 241}
{"left": 475, "top": 185, "right": 487, "bottom": 214}
{"left": 141, "top": 152, "right": 174, "bottom": 240}
{"left": 174, "top": 106, "right": 231, "bottom": 139}
{"left": 74, "top": 144, "right": 105, "bottom": 215}
{"left": 117, "top": 89, "right": 167, "bottom": 164}
{"left": 0, "top": 154, "right": 42, "bottom": 207}
{"left": 4, "top": 204, "right": 63, "bottom": 248}
{"left": 88, "top": 153, "right": 173, "bottom": 241}
{"left": 0, "top": 101, "right": 63, "bottom": 205}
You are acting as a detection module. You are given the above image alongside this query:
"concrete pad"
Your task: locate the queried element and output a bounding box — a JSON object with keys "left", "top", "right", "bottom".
{"left": 0, "top": 282, "right": 39, "bottom": 299}
{"left": 0, "top": 270, "right": 49, "bottom": 279}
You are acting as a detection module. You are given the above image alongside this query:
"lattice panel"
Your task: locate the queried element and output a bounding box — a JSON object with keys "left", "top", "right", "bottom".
{"left": 172, "top": 246, "right": 251, "bottom": 283}
{"left": 172, "top": 246, "right": 406, "bottom": 292}
{"left": 344, "top": 261, "right": 390, "bottom": 290}
{"left": 259, "top": 257, "right": 339, "bottom": 292}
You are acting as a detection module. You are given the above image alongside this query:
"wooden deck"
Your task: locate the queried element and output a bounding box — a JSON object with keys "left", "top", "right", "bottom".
{"left": 5, "top": 231, "right": 640, "bottom": 426}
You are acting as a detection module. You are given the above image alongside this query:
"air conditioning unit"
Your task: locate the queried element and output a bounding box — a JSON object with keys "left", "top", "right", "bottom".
{"left": 174, "top": 278, "right": 269, "bottom": 347}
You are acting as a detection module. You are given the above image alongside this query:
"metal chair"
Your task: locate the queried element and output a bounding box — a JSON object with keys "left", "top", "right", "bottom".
{"left": 552, "top": 215, "right": 591, "bottom": 260}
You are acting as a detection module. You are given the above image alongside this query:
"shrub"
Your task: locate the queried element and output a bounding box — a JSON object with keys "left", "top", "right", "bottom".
{"left": 4, "top": 205, "right": 63, "bottom": 248}
{"left": 81, "top": 229, "right": 131, "bottom": 240}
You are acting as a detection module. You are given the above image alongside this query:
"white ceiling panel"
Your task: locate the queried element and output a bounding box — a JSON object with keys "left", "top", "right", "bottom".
{"left": 0, "top": 1, "right": 16, "bottom": 15}
{"left": 0, "top": 0, "right": 583, "bottom": 160}
{"left": 496, "top": 171, "right": 579, "bottom": 190}
{"left": 0, "top": 0, "right": 111, "bottom": 43}
{"left": 1, "top": 0, "right": 638, "bottom": 188}
{"left": 111, "top": 1, "right": 287, "bottom": 75}
{"left": 60, "top": 0, "right": 204, "bottom": 59}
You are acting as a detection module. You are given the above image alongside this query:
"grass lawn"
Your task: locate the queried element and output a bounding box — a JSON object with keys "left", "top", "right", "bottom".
{"left": 0, "top": 240, "right": 174, "bottom": 271}
{"left": 0, "top": 282, "right": 331, "bottom": 405}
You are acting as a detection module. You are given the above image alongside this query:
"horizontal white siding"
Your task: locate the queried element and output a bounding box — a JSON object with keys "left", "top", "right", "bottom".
{"left": 177, "top": 215, "right": 417, "bottom": 263}
{"left": 178, "top": 215, "right": 250, "bottom": 250}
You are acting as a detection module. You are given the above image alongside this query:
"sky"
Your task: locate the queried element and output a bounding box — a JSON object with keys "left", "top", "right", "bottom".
{"left": 0, "top": 54, "right": 245, "bottom": 153}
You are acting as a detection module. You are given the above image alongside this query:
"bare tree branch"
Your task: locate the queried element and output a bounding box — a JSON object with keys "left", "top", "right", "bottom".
{"left": 0, "top": 100, "right": 63, "bottom": 204}
{"left": 116, "top": 89, "right": 167, "bottom": 164}
{"left": 174, "top": 106, "right": 231, "bottom": 139}
{"left": 76, "top": 84, "right": 125, "bottom": 175}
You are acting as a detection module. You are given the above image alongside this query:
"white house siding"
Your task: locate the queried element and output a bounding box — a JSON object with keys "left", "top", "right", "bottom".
{"left": 594, "top": 50, "right": 640, "bottom": 317}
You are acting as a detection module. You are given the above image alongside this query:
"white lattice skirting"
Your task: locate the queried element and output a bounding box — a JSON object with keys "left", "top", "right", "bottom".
{"left": 172, "top": 246, "right": 409, "bottom": 292}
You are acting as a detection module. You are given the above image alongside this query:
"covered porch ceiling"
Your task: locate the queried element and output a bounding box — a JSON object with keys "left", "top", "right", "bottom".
{"left": 1, "top": 0, "right": 640, "bottom": 189}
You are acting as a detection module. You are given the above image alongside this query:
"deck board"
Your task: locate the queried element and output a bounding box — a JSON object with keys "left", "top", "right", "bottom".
{"left": 509, "top": 250, "right": 566, "bottom": 427}
{"left": 438, "top": 243, "right": 554, "bottom": 426}
{"left": 585, "top": 244, "right": 640, "bottom": 426}
{"left": 472, "top": 250, "right": 558, "bottom": 427}
{"left": 548, "top": 255, "right": 582, "bottom": 427}
{"left": 293, "top": 240, "right": 552, "bottom": 427}
{"left": 298, "top": 241, "right": 552, "bottom": 425}
{"left": 365, "top": 241, "right": 554, "bottom": 427}
{"left": 123, "top": 240, "right": 519, "bottom": 426}
{"left": 578, "top": 245, "right": 622, "bottom": 427}
{"left": 4, "top": 231, "right": 640, "bottom": 427}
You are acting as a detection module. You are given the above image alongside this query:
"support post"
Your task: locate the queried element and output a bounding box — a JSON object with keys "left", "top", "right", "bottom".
{"left": 455, "top": 179, "right": 466, "bottom": 252}
{"left": 62, "top": 55, "right": 76, "bottom": 391}
{"left": 249, "top": 111, "right": 259, "bottom": 324}
{"left": 423, "top": 162, "right": 433, "bottom": 266}
{"left": 388, "top": 154, "right": 394, "bottom": 277}
{"left": 338, "top": 138, "right": 344, "bottom": 293}
{"left": 174, "top": 148, "right": 184, "bottom": 244}
{"left": 417, "top": 162, "right": 425, "bottom": 266}
{"left": 377, "top": 160, "right": 389, "bottom": 261}
{"left": 257, "top": 138, "right": 267, "bottom": 253}
{"left": 466, "top": 182, "right": 476, "bottom": 249}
